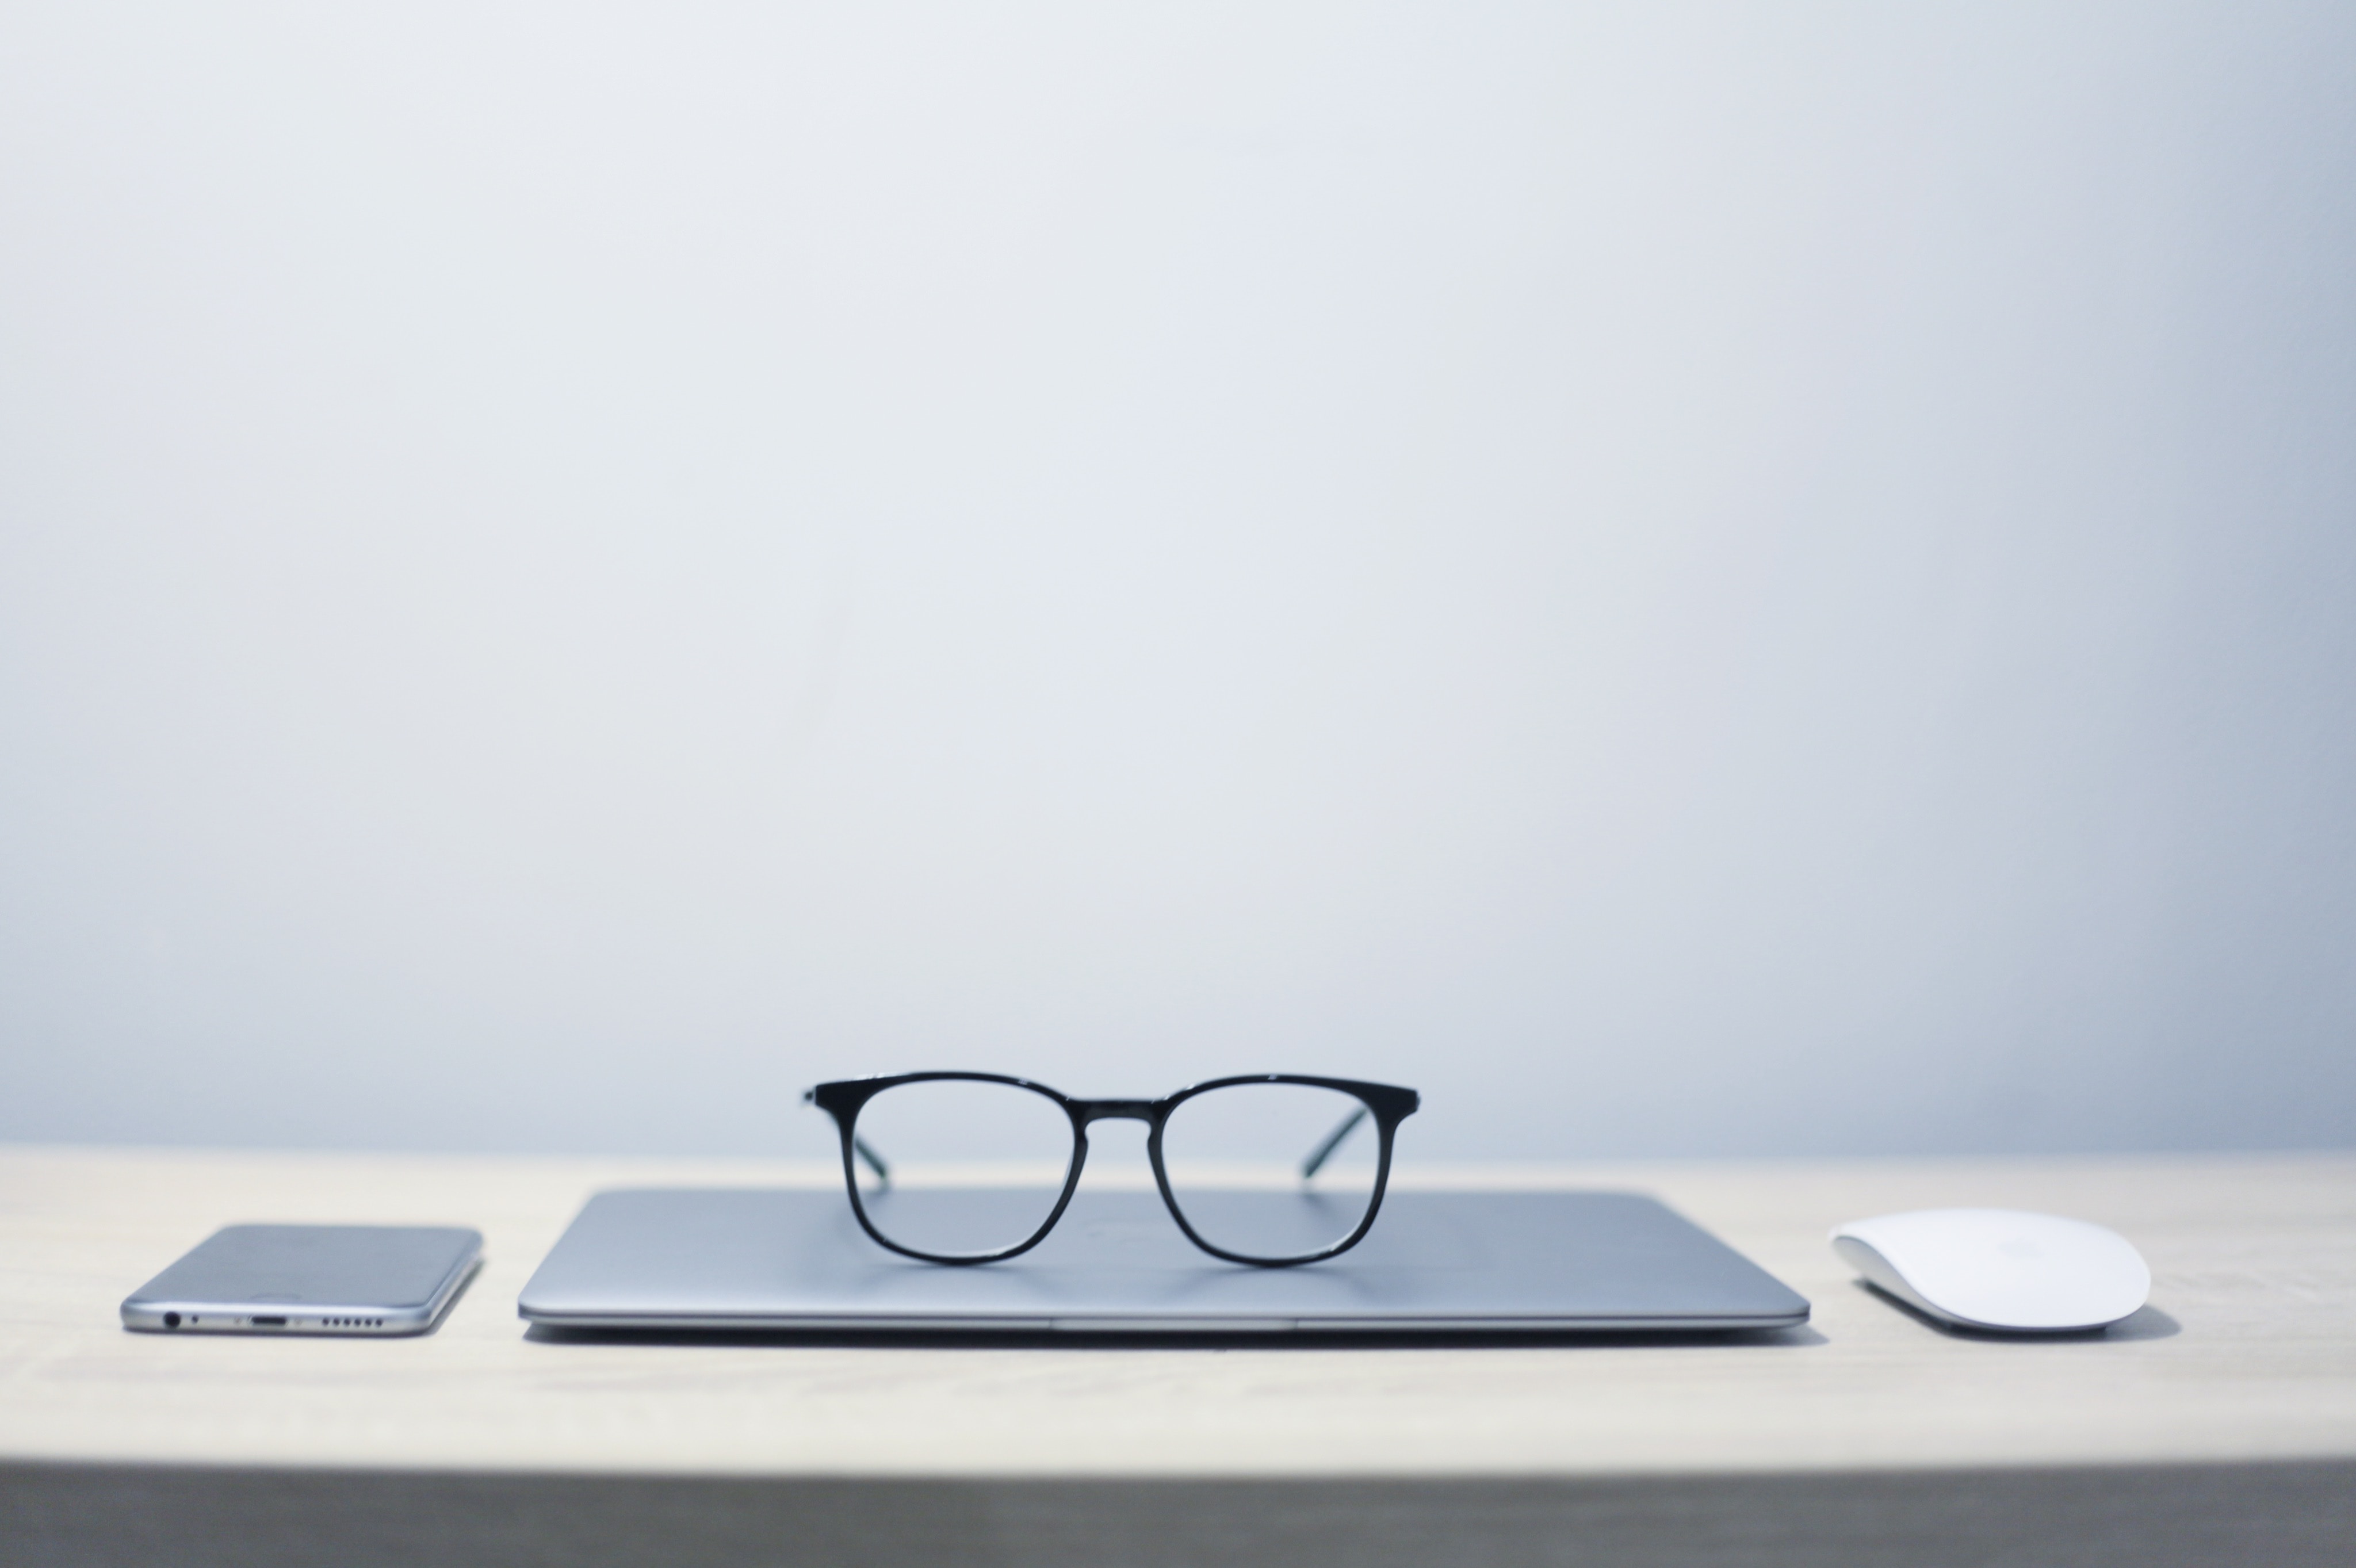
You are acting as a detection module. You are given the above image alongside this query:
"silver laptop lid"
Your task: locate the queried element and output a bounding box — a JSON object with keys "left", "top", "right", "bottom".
{"left": 518, "top": 1188, "right": 1808, "bottom": 1334}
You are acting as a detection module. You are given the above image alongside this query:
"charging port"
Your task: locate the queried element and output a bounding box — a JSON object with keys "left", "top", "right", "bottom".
{"left": 252, "top": 1315, "right": 288, "bottom": 1327}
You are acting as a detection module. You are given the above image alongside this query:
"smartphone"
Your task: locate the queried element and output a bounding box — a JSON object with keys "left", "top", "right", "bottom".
{"left": 121, "top": 1224, "right": 483, "bottom": 1336}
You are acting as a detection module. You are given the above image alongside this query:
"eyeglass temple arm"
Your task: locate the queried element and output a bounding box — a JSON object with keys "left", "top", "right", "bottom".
{"left": 804, "top": 1091, "right": 892, "bottom": 1185}
{"left": 1300, "top": 1106, "right": 1370, "bottom": 1180}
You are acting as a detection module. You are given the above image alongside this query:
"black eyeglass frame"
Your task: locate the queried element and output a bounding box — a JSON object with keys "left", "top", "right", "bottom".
{"left": 803, "top": 1071, "right": 1421, "bottom": 1268}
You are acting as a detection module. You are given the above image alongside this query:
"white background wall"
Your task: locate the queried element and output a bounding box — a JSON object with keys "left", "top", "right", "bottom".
{"left": 3, "top": 2, "right": 2351, "bottom": 1164}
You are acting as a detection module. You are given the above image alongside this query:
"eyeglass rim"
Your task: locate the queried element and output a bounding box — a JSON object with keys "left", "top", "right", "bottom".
{"left": 803, "top": 1071, "right": 1421, "bottom": 1268}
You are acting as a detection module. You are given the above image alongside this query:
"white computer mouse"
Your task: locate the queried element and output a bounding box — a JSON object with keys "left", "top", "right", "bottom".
{"left": 1830, "top": 1208, "right": 2151, "bottom": 1332}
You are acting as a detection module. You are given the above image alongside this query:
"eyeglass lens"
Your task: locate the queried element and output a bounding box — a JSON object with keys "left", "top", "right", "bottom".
{"left": 852, "top": 1079, "right": 1074, "bottom": 1259}
{"left": 1161, "top": 1081, "right": 1380, "bottom": 1259}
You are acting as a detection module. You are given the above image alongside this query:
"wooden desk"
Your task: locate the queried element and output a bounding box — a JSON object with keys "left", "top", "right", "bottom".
{"left": 3, "top": 1146, "right": 2352, "bottom": 1565}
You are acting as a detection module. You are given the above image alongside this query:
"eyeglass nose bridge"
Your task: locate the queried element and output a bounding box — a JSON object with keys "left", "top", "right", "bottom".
{"left": 1071, "top": 1099, "right": 1158, "bottom": 1127}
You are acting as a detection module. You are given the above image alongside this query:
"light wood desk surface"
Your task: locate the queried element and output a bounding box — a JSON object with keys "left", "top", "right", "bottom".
{"left": 3, "top": 1145, "right": 2353, "bottom": 1566}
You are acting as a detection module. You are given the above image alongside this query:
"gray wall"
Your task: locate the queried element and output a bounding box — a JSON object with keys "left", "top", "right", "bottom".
{"left": 3, "top": 2, "right": 2351, "bottom": 1163}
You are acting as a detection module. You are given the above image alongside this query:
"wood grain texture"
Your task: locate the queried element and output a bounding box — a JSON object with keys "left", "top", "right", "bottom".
{"left": 2, "top": 1145, "right": 2353, "bottom": 1479}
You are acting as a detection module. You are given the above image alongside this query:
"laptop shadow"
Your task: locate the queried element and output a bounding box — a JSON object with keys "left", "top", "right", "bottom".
{"left": 522, "top": 1322, "right": 1827, "bottom": 1351}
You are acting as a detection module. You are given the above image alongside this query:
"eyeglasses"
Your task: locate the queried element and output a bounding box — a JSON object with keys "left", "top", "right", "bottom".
{"left": 802, "top": 1072, "right": 1420, "bottom": 1267}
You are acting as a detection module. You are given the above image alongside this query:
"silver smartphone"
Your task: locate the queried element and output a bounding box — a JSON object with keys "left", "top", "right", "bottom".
{"left": 121, "top": 1223, "right": 483, "bottom": 1336}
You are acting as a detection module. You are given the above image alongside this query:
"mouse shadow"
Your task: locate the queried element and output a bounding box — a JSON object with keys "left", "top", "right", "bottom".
{"left": 522, "top": 1321, "right": 1829, "bottom": 1352}
{"left": 1853, "top": 1282, "right": 2180, "bottom": 1341}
